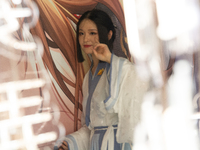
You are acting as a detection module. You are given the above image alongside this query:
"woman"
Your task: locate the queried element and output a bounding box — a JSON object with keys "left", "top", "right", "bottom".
{"left": 55, "top": 9, "right": 148, "bottom": 150}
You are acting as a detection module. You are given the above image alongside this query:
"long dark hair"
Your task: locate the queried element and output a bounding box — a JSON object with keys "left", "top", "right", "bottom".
{"left": 76, "top": 9, "right": 116, "bottom": 62}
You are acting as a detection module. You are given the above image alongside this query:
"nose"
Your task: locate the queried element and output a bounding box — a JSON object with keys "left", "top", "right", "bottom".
{"left": 83, "top": 33, "right": 89, "bottom": 42}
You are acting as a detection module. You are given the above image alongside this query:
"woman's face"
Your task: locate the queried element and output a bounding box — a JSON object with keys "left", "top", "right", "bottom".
{"left": 78, "top": 19, "right": 99, "bottom": 54}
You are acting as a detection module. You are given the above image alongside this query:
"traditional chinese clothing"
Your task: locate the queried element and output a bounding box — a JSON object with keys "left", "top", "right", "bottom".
{"left": 54, "top": 54, "right": 149, "bottom": 150}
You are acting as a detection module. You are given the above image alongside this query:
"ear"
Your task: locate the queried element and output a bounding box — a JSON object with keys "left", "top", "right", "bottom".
{"left": 108, "top": 30, "right": 113, "bottom": 40}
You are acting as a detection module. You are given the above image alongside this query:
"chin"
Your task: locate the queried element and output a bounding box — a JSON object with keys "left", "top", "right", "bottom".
{"left": 82, "top": 49, "right": 93, "bottom": 54}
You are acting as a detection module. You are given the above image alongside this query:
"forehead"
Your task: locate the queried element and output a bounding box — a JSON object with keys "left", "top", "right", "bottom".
{"left": 79, "top": 19, "right": 97, "bottom": 30}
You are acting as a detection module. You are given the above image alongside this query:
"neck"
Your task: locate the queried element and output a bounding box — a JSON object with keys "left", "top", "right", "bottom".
{"left": 91, "top": 53, "right": 99, "bottom": 74}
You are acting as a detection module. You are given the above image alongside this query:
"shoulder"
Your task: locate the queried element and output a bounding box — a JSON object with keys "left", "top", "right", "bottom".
{"left": 111, "top": 54, "right": 135, "bottom": 72}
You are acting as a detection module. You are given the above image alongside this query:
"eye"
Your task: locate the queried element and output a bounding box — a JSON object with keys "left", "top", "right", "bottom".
{"left": 90, "top": 32, "right": 97, "bottom": 35}
{"left": 79, "top": 32, "right": 84, "bottom": 36}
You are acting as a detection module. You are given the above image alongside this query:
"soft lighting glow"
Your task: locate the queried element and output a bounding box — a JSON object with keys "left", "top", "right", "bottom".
{"left": 123, "top": 0, "right": 142, "bottom": 60}
{"left": 12, "top": 0, "right": 22, "bottom": 5}
{"left": 0, "top": 96, "right": 43, "bottom": 112}
{"left": 156, "top": 0, "right": 199, "bottom": 40}
{"left": 164, "top": 60, "right": 199, "bottom": 150}
{"left": 0, "top": 0, "right": 60, "bottom": 149}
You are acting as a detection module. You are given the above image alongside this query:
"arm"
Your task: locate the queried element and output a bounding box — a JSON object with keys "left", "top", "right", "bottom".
{"left": 106, "top": 54, "right": 149, "bottom": 144}
{"left": 54, "top": 112, "right": 90, "bottom": 150}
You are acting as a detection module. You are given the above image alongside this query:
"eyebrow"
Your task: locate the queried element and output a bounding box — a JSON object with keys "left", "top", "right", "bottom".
{"left": 79, "top": 29, "right": 98, "bottom": 31}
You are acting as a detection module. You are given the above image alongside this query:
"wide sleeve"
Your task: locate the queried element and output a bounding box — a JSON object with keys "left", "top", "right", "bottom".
{"left": 54, "top": 112, "right": 91, "bottom": 150}
{"left": 105, "top": 54, "right": 149, "bottom": 144}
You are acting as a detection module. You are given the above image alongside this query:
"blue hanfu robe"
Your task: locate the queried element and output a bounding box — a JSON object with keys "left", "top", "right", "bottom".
{"left": 54, "top": 54, "right": 149, "bottom": 150}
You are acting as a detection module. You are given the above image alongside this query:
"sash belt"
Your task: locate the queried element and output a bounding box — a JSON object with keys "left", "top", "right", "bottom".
{"left": 90, "top": 125, "right": 117, "bottom": 150}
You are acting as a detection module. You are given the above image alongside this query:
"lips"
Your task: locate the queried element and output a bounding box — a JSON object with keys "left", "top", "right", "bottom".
{"left": 84, "top": 45, "right": 92, "bottom": 48}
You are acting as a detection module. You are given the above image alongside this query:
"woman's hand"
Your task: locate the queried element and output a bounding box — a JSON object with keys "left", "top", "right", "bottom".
{"left": 93, "top": 38, "right": 112, "bottom": 63}
{"left": 58, "top": 141, "right": 69, "bottom": 150}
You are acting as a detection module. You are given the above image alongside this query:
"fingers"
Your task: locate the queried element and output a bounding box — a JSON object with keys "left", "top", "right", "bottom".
{"left": 58, "top": 145, "right": 68, "bottom": 150}
{"left": 93, "top": 41, "right": 105, "bottom": 52}
{"left": 63, "top": 141, "right": 68, "bottom": 147}
{"left": 61, "top": 144, "right": 68, "bottom": 150}
{"left": 58, "top": 141, "right": 69, "bottom": 150}
{"left": 92, "top": 37, "right": 111, "bottom": 63}
{"left": 93, "top": 37, "right": 100, "bottom": 50}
